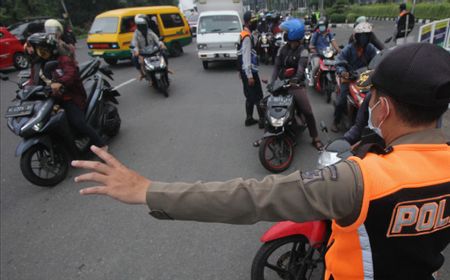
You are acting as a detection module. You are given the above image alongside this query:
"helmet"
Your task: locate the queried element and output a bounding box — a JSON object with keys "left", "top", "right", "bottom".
{"left": 134, "top": 14, "right": 147, "bottom": 25}
{"left": 44, "top": 19, "right": 63, "bottom": 35}
{"left": 399, "top": 3, "right": 407, "bottom": 11}
{"left": 243, "top": 11, "right": 256, "bottom": 24}
{"left": 317, "top": 17, "right": 328, "bottom": 28}
{"left": 354, "top": 22, "right": 372, "bottom": 33}
{"left": 27, "top": 33, "right": 57, "bottom": 60}
{"left": 355, "top": 16, "right": 367, "bottom": 24}
{"left": 280, "top": 18, "right": 305, "bottom": 41}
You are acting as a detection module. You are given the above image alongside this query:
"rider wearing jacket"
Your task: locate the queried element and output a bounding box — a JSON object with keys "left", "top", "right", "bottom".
{"left": 131, "top": 14, "right": 166, "bottom": 80}
{"left": 30, "top": 34, "right": 106, "bottom": 149}
{"left": 271, "top": 19, "right": 323, "bottom": 150}
{"left": 332, "top": 22, "right": 378, "bottom": 132}
{"left": 309, "top": 17, "right": 340, "bottom": 87}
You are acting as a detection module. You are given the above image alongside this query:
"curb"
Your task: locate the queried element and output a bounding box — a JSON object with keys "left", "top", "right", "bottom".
{"left": 330, "top": 17, "right": 432, "bottom": 27}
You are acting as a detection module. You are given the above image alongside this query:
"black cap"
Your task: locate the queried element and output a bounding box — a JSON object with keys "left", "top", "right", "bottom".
{"left": 399, "top": 3, "right": 407, "bottom": 10}
{"left": 243, "top": 11, "right": 255, "bottom": 24}
{"left": 364, "top": 43, "right": 450, "bottom": 107}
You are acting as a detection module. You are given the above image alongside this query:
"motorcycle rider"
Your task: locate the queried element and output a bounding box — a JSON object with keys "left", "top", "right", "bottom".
{"left": 331, "top": 22, "right": 378, "bottom": 133}
{"left": 131, "top": 14, "right": 166, "bottom": 81}
{"left": 32, "top": 34, "right": 107, "bottom": 150}
{"left": 238, "top": 11, "right": 264, "bottom": 128}
{"left": 74, "top": 43, "right": 450, "bottom": 280}
{"left": 348, "top": 16, "right": 384, "bottom": 50}
{"left": 269, "top": 18, "right": 324, "bottom": 150}
{"left": 309, "top": 17, "right": 340, "bottom": 87}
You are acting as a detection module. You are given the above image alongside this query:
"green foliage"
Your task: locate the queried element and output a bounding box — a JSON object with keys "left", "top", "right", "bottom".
{"left": 0, "top": 0, "right": 179, "bottom": 30}
{"left": 346, "top": 13, "right": 356, "bottom": 23}
{"left": 349, "top": 3, "right": 450, "bottom": 21}
{"left": 330, "top": 14, "right": 347, "bottom": 23}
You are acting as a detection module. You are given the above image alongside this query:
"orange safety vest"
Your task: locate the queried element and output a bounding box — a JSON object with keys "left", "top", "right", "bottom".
{"left": 325, "top": 144, "right": 450, "bottom": 280}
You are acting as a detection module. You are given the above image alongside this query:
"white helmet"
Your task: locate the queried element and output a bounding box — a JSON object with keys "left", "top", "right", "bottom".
{"left": 134, "top": 14, "right": 147, "bottom": 25}
{"left": 354, "top": 22, "right": 372, "bottom": 34}
{"left": 44, "top": 19, "right": 63, "bottom": 35}
{"left": 355, "top": 16, "right": 368, "bottom": 24}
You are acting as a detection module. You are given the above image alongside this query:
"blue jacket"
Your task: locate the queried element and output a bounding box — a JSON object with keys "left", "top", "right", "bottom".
{"left": 336, "top": 43, "right": 378, "bottom": 74}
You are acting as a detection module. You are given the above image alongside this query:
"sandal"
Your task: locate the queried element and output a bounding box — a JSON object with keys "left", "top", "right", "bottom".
{"left": 312, "top": 139, "right": 324, "bottom": 151}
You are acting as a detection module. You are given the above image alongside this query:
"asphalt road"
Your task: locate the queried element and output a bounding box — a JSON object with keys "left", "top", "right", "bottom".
{"left": 1, "top": 21, "right": 449, "bottom": 280}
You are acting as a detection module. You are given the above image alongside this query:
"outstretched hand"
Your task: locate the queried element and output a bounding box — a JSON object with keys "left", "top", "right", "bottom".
{"left": 72, "top": 146, "right": 151, "bottom": 205}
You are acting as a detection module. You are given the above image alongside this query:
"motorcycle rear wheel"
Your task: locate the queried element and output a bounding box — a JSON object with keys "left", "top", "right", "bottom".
{"left": 20, "top": 144, "right": 69, "bottom": 187}
{"left": 259, "top": 137, "right": 294, "bottom": 173}
{"left": 251, "top": 235, "right": 320, "bottom": 280}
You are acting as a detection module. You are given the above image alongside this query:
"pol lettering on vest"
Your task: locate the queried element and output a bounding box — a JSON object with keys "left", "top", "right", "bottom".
{"left": 387, "top": 194, "right": 450, "bottom": 237}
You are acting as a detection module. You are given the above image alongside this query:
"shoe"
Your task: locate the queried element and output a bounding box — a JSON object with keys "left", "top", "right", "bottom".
{"left": 331, "top": 123, "right": 340, "bottom": 133}
{"left": 312, "top": 139, "right": 324, "bottom": 151}
{"left": 253, "top": 139, "right": 262, "bottom": 147}
{"left": 245, "top": 118, "right": 258, "bottom": 126}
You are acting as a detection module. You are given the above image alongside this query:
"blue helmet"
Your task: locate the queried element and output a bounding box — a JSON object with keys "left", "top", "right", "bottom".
{"left": 280, "top": 18, "right": 305, "bottom": 41}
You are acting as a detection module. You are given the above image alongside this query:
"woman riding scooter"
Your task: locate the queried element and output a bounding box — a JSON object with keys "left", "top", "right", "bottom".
{"left": 268, "top": 18, "right": 324, "bottom": 150}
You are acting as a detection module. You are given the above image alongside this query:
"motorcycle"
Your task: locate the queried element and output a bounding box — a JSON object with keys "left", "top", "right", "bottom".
{"left": 303, "top": 25, "right": 312, "bottom": 51}
{"left": 257, "top": 68, "right": 307, "bottom": 173}
{"left": 258, "top": 32, "right": 272, "bottom": 65}
{"left": 306, "top": 46, "right": 337, "bottom": 103}
{"left": 139, "top": 44, "right": 170, "bottom": 97}
{"left": 2, "top": 62, "right": 121, "bottom": 187}
{"left": 251, "top": 122, "right": 352, "bottom": 280}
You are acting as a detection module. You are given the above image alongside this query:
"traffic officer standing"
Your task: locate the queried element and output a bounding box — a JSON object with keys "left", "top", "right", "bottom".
{"left": 73, "top": 43, "right": 450, "bottom": 279}
{"left": 238, "top": 11, "right": 264, "bottom": 128}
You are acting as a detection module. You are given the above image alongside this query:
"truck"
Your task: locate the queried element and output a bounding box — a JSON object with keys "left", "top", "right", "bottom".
{"left": 195, "top": 0, "right": 244, "bottom": 70}
{"left": 196, "top": 0, "right": 243, "bottom": 19}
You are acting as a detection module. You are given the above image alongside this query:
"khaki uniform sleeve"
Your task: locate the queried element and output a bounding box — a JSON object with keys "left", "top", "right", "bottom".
{"left": 147, "top": 160, "right": 364, "bottom": 225}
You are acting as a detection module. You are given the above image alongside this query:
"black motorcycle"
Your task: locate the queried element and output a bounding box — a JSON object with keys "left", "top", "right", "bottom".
{"left": 3, "top": 64, "right": 120, "bottom": 187}
{"left": 257, "top": 69, "right": 307, "bottom": 173}
{"left": 140, "top": 44, "right": 169, "bottom": 97}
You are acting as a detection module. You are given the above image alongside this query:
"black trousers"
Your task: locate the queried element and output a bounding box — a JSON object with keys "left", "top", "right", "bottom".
{"left": 240, "top": 71, "right": 264, "bottom": 120}
{"left": 62, "top": 101, "right": 105, "bottom": 147}
{"left": 291, "top": 87, "right": 319, "bottom": 139}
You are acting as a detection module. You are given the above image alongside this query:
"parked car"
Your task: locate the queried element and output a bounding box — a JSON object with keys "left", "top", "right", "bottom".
{"left": 8, "top": 19, "right": 46, "bottom": 43}
{"left": 0, "top": 27, "right": 29, "bottom": 70}
{"left": 187, "top": 13, "right": 199, "bottom": 37}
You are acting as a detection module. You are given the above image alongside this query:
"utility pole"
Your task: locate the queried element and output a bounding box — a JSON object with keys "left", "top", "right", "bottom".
{"left": 60, "top": 0, "right": 73, "bottom": 28}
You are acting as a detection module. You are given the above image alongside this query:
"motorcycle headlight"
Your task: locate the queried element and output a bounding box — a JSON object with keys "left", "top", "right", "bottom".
{"left": 262, "top": 37, "right": 268, "bottom": 44}
{"left": 159, "top": 57, "right": 166, "bottom": 68}
{"left": 32, "top": 121, "right": 44, "bottom": 132}
{"left": 324, "top": 50, "right": 333, "bottom": 58}
{"left": 145, "top": 59, "right": 154, "bottom": 70}
{"left": 269, "top": 116, "right": 286, "bottom": 127}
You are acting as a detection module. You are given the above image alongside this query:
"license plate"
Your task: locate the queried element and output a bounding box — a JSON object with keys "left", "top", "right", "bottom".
{"left": 5, "top": 104, "right": 34, "bottom": 117}
{"left": 324, "top": 59, "right": 336, "bottom": 66}
{"left": 261, "top": 44, "right": 270, "bottom": 48}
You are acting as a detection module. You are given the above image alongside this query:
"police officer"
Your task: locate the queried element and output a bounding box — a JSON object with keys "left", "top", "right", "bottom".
{"left": 238, "top": 11, "right": 264, "bottom": 128}
{"left": 73, "top": 43, "right": 450, "bottom": 279}
{"left": 386, "top": 3, "right": 415, "bottom": 45}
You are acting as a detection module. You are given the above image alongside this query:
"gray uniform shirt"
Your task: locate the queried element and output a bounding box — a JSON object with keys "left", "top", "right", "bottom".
{"left": 241, "top": 36, "right": 253, "bottom": 79}
{"left": 147, "top": 129, "right": 447, "bottom": 226}
{"left": 131, "top": 29, "right": 161, "bottom": 52}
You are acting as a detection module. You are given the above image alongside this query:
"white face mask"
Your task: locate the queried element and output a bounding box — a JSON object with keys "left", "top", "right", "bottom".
{"left": 368, "top": 97, "right": 389, "bottom": 138}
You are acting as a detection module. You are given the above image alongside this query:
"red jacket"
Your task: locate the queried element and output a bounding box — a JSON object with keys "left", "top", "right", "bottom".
{"left": 54, "top": 55, "right": 87, "bottom": 109}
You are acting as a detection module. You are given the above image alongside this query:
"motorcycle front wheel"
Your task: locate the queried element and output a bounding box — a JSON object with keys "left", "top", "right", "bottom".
{"left": 259, "top": 136, "right": 294, "bottom": 173}
{"left": 20, "top": 144, "right": 69, "bottom": 187}
{"left": 251, "top": 235, "right": 322, "bottom": 280}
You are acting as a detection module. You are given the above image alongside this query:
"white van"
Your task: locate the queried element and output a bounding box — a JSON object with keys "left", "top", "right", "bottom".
{"left": 196, "top": 11, "right": 242, "bottom": 69}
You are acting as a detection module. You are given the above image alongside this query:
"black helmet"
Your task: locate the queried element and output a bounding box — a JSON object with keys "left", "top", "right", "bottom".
{"left": 27, "top": 33, "right": 57, "bottom": 60}
{"left": 318, "top": 17, "right": 328, "bottom": 27}
{"left": 243, "top": 11, "right": 256, "bottom": 24}
{"left": 399, "top": 3, "right": 407, "bottom": 11}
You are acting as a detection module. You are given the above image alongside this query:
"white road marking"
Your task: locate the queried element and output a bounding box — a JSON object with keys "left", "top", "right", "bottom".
{"left": 111, "top": 78, "right": 136, "bottom": 91}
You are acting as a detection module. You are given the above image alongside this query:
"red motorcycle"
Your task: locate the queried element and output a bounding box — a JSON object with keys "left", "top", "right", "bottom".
{"left": 307, "top": 47, "right": 338, "bottom": 103}
{"left": 252, "top": 124, "right": 352, "bottom": 280}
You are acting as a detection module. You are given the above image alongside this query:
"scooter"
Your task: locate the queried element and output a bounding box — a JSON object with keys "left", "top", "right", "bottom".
{"left": 139, "top": 44, "right": 170, "bottom": 97}
{"left": 257, "top": 68, "right": 307, "bottom": 173}
{"left": 306, "top": 46, "right": 337, "bottom": 103}
{"left": 258, "top": 32, "right": 272, "bottom": 65}
{"left": 251, "top": 122, "right": 352, "bottom": 280}
{"left": 2, "top": 64, "right": 121, "bottom": 187}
